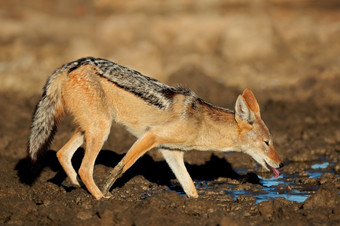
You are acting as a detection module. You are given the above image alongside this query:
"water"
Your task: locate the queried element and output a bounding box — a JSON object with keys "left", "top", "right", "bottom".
{"left": 170, "top": 158, "right": 336, "bottom": 204}
{"left": 311, "top": 162, "right": 329, "bottom": 169}
{"left": 255, "top": 174, "right": 312, "bottom": 204}
{"left": 234, "top": 159, "right": 335, "bottom": 203}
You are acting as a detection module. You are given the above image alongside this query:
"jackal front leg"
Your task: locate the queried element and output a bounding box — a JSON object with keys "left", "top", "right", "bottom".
{"left": 160, "top": 149, "right": 198, "bottom": 198}
{"left": 102, "top": 131, "right": 158, "bottom": 197}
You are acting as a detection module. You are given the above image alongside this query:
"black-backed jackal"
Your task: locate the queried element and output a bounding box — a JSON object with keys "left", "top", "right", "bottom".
{"left": 27, "top": 57, "right": 283, "bottom": 200}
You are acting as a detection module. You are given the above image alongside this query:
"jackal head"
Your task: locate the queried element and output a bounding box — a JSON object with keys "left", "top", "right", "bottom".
{"left": 235, "top": 89, "right": 283, "bottom": 178}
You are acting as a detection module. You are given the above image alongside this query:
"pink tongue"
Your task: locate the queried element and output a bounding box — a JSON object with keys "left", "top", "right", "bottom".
{"left": 270, "top": 167, "right": 280, "bottom": 178}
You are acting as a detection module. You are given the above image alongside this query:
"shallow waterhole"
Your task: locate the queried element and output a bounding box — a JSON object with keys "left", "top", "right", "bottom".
{"left": 168, "top": 158, "right": 337, "bottom": 204}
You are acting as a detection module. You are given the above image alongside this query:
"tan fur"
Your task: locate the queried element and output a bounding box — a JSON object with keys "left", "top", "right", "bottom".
{"left": 28, "top": 57, "right": 283, "bottom": 200}
{"left": 242, "top": 88, "right": 260, "bottom": 116}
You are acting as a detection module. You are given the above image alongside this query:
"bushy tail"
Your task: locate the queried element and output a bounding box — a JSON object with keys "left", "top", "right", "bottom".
{"left": 27, "top": 71, "right": 65, "bottom": 162}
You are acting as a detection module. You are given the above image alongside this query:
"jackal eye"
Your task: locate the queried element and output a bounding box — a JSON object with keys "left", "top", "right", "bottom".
{"left": 264, "top": 140, "right": 270, "bottom": 146}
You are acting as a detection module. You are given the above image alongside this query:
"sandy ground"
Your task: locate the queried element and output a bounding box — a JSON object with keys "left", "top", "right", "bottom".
{"left": 0, "top": 1, "right": 339, "bottom": 225}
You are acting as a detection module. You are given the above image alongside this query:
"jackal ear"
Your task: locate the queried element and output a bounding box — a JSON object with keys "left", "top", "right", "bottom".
{"left": 242, "top": 89, "right": 260, "bottom": 117}
{"left": 235, "top": 95, "right": 255, "bottom": 125}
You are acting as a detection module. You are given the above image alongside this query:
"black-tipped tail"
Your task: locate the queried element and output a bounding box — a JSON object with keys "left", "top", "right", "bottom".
{"left": 27, "top": 91, "right": 61, "bottom": 162}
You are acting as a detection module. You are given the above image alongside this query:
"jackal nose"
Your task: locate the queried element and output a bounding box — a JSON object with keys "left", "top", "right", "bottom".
{"left": 279, "top": 163, "right": 284, "bottom": 169}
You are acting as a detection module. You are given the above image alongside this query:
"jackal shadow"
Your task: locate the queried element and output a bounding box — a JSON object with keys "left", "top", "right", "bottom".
{"left": 15, "top": 148, "right": 260, "bottom": 193}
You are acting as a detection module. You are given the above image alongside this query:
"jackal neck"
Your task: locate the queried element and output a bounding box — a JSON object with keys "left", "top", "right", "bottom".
{"left": 198, "top": 99, "right": 234, "bottom": 122}
{"left": 183, "top": 99, "right": 240, "bottom": 152}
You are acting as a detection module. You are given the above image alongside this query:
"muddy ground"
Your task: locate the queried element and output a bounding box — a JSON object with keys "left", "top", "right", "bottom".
{"left": 0, "top": 1, "right": 340, "bottom": 225}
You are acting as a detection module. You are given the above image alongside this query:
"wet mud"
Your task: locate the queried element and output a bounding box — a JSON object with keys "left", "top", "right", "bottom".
{"left": 1, "top": 71, "right": 339, "bottom": 225}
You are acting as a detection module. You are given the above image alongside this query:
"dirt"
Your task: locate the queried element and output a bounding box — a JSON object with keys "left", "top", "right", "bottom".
{"left": 0, "top": 1, "right": 340, "bottom": 225}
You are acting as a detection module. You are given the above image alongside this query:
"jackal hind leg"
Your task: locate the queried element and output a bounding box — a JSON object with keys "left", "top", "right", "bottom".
{"left": 78, "top": 122, "right": 111, "bottom": 200}
{"left": 102, "top": 131, "right": 158, "bottom": 197}
{"left": 56, "top": 129, "right": 84, "bottom": 186}
{"left": 160, "top": 149, "right": 198, "bottom": 198}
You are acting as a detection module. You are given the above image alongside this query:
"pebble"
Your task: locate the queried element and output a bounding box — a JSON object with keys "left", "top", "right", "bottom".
{"left": 334, "top": 163, "right": 340, "bottom": 172}
{"left": 298, "top": 171, "right": 309, "bottom": 177}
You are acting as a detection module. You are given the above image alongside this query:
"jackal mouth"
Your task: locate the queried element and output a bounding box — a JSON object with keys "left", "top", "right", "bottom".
{"left": 265, "top": 161, "right": 280, "bottom": 178}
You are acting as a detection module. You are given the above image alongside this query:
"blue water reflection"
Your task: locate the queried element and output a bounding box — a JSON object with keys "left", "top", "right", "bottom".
{"left": 171, "top": 158, "right": 337, "bottom": 204}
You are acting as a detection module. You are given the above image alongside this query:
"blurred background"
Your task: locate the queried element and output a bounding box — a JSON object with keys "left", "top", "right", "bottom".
{"left": 1, "top": 0, "right": 339, "bottom": 105}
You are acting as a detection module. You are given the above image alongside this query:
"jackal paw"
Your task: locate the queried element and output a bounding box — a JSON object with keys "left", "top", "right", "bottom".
{"left": 102, "top": 192, "right": 112, "bottom": 199}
